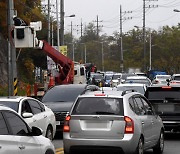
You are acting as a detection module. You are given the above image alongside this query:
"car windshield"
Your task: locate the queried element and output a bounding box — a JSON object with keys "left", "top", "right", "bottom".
{"left": 117, "top": 86, "right": 145, "bottom": 94}
{"left": 113, "top": 75, "right": 121, "bottom": 80}
{"left": 0, "top": 101, "right": 19, "bottom": 112}
{"left": 125, "top": 79, "right": 150, "bottom": 86}
{"left": 156, "top": 76, "right": 171, "bottom": 79}
{"left": 42, "top": 86, "right": 86, "bottom": 102}
{"left": 92, "top": 74, "right": 103, "bottom": 80}
{"left": 174, "top": 76, "right": 180, "bottom": 80}
{"left": 105, "top": 75, "right": 112, "bottom": 80}
{"left": 72, "top": 97, "right": 124, "bottom": 115}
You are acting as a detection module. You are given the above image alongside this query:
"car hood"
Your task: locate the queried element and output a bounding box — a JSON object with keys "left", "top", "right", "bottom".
{"left": 43, "top": 101, "right": 74, "bottom": 112}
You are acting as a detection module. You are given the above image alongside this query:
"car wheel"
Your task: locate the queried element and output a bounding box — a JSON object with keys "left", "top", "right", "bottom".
{"left": 45, "top": 149, "right": 55, "bottom": 154}
{"left": 46, "top": 126, "right": 53, "bottom": 141}
{"left": 153, "top": 130, "right": 164, "bottom": 154}
{"left": 135, "top": 137, "right": 144, "bottom": 154}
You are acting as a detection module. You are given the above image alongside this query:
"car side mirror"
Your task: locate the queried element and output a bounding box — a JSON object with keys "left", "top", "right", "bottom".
{"left": 22, "top": 112, "right": 33, "bottom": 118}
{"left": 31, "top": 126, "right": 43, "bottom": 136}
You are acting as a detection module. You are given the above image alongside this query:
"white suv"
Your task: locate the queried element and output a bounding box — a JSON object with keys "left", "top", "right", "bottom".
{"left": 63, "top": 90, "right": 164, "bottom": 154}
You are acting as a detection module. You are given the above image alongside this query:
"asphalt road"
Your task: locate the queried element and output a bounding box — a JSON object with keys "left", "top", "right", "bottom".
{"left": 53, "top": 132, "right": 180, "bottom": 154}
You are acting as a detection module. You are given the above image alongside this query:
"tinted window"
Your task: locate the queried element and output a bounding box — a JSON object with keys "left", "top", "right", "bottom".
{"left": 4, "top": 111, "right": 29, "bottom": 135}
{"left": 0, "top": 101, "right": 19, "bottom": 112}
{"left": 28, "top": 100, "right": 42, "bottom": 114}
{"left": 174, "top": 76, "right": 180, "bottom": 80}
{"left": 80, "top": 67, "right": 85, "bottom": 76}
{"left": 134, "top": 97, "right": 146, "bottom": 115}
{"left": 72, "top": 97, "right": 124, "bottom": 115}
{"left": 146, "top": 91, "right": 180, "bottom": 100}
{"left": 140, "top": 97, "right": 153, "bottom": 115}
{"left": 21, "top": 101, "right": 33, "bottom": 114}
{"left": 0, "top": 113, "right": 9, "bottom": 135}
{"left": 42, "top": 85, "right": 86, "bottom": 102}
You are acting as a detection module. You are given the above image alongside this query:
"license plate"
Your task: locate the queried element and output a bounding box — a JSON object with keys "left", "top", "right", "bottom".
{"left": 56, "top": 121, "right": 61, "bottom": 125}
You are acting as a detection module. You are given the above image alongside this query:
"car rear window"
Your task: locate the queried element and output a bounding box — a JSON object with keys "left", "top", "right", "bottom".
{"left": 0, "top": 101, "right": 19, "bottom": 112}
{"left": 42, "top": 86, "right": 86, "bottom": 102}
{"left": 145, "top": 87, "right": 180, "bottom": 100}
{"left": 72, "top": 97, "right": 124, "bottom": 115}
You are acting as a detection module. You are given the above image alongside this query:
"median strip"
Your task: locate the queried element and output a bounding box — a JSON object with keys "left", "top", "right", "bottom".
{"left": 56, "top": 148, "right": 64, "bottom": 154}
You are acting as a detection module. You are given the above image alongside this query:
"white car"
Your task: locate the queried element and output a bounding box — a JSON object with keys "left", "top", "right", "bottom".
{"left": 0, "top": 105, "right": 55, "bottom": 154}
{"left": 111, "top": 73, "right": 122, "bottom": 87}
{"left": 0, "top": 96, "right": 56, "bottom": 140}
{"left": 117, "top": 83, "right": 147, "bottom": 95}
{"left": 125, "top": 75, "right": 152, "bottom": 86}
{"left": 152, "top": 75, "right": 171, "bottom": 85}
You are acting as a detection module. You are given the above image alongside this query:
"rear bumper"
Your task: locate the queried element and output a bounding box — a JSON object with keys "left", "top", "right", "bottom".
{"left": 63, "top": 133, "right": 139, "bottom": 154}
{"left": 163, "top": 121, "right": 180, "bottom": 131}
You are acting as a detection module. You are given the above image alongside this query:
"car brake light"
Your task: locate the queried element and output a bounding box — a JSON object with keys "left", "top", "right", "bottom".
{"left": 95, "top": 93, "right": 106, "bottom": 96}
{"left": 63, "top": 115, "right": 71, "bottom": 132}
{"left": 161, "top": 86, "right": 172, "bottom": 89}
{"left": 124, "top": 116, "right": 134, "bottom": 134}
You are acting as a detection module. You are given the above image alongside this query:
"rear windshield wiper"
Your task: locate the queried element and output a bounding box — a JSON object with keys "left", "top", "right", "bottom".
{"left": 95, "top": 111, "right": 115, "bottom": 115}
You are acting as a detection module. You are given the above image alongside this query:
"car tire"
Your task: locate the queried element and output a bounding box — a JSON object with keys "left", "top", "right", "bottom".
{"left": 135, "top": 137, "right": 144, "bottom": 154}
{"left": 45, "top": 149, "right": 55, "bottom": 154}
{"left": 153, "top": 130, "right": 164, "bottom": 154}
{"left": 46, "top": 126, "right": 53, "bottom": 141}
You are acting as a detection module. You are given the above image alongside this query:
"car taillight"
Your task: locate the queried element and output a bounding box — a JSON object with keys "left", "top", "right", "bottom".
{"left": 124, "top": 116, "right": 134, "bottom": 134}
{"left": 63, "top": 115, "right": 71, "bottom": 132}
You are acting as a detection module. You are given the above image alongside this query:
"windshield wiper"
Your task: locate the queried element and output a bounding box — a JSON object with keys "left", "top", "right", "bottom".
{"left": 95, "top": 111, "right": 115, "bottom": 115}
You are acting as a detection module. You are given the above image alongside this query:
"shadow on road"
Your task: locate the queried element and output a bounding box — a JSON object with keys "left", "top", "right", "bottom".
{"left": 54, "top": 132, "right": 63, "bottom": 139}
{"left": 164, "top": 132, "right": 180, "bottom": 140}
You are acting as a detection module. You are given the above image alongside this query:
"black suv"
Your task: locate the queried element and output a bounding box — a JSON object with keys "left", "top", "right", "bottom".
{"left": 145, "top": 84, "right": 180, "bottom": 132}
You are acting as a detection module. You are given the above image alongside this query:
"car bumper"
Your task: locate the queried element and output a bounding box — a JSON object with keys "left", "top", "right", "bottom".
{"left": 63, "top": 133, "right": 139, "bottom": 154}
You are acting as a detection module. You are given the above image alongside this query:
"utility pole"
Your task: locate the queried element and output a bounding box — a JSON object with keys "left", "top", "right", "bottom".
{"left": 143, "top": 0, "right": 158, "bottom": 71}
{"left": 7, "top": 0, "right": 17, "bottom": 96}
{"left": 119, "top": 6, "right": 132, "bottom": 73}
{"left": 94, "top": 15, "right": 103, "bottom": 39}
{"left": 120, "top": 5, "right": 123, "bottom": 73}
{"left": 48, "top": 0, "right": 51, "bottom": 44}
{"left": 143, "top": 0, "right": 146, "bottom": 71}
{"left": 60, "top": 0, "right": 64, "bottom": 46}
{"left": 56, "top": 0, "right": 60, "bottom": 51}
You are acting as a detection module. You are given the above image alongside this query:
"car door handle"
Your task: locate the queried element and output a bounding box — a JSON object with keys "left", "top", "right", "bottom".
{"left": 151, "top": 120, "right": 154, "bottom": 124}
{"left": 44, "top": 115, "right": 47, "bottom": 118}
{"left": 33, "top": 119, "right": 37, "bottom": 122}
{"left": 19, "top": 145, "right": 25, "bottom": 150}
{"left": 141, "top": 121, "right": 145, "bottom": 125}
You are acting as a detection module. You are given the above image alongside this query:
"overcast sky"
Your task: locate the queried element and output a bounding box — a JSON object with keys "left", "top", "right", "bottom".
{"left": 49, "top": 0, "right": 180, "bottom": 37}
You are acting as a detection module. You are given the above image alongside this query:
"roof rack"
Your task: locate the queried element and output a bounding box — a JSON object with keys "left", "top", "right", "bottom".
{"left": 121, "top": 89, "right": 137, "bottom": 96}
